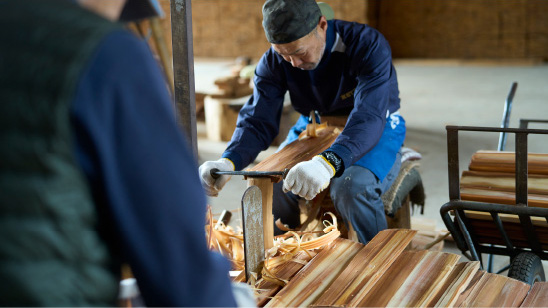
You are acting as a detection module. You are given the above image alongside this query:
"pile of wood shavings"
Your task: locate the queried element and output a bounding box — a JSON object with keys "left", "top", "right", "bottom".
{"left": 205, "top": 206, "right": 341, "bottom": 284}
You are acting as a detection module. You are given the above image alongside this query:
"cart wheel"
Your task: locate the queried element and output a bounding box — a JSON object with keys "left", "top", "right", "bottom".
{"left": 508, "top": 252, "right": 545, "bottom": 285}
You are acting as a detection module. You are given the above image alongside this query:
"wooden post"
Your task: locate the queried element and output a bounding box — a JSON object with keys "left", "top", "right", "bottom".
{"left": 247, "top": 178, "right": 274, "bottom": 250}
{"left": 170, "top": 0, "right": 197, "bottom": 160}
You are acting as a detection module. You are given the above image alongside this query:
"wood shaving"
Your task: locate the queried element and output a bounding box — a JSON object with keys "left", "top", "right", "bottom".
{"left": 205, "top": 207, "right": 340, "bottom": 287}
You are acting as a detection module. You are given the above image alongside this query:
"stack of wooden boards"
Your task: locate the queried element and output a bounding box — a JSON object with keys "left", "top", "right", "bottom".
{"left": 459, "top": 150, "right": 548, "bottom": 250}
{"left": 256, "top": 229, "right": 547, "bottom": 307}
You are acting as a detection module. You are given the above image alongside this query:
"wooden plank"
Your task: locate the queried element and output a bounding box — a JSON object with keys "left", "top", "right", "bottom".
{"left": 457, "top": 272, "right": 530, "bottom": 307}
{"left": 521, "top": 282, "right": 548, "bottom": 307}
{"left": 312, "top": 229, "right": 417, "bottom": 307}
{"left": 429, "top": 261, "right": 480, "bottom": 307}
{"left": 468, "top": 151, "right": 548, "bottom": 175}
{"left": 264, "top": 238, "right": 362, "bottom": 307}
{"left": 354, "top": 250, "right": 461, "bottom": 307}
{"left": 248, "top": 178, "right": 274, "bottom": 250}
{"left": 453, "top": 270, "right": 486, "bottom": 307}
{"left": 249, "top": 126, "right": 341, "bottom": 173}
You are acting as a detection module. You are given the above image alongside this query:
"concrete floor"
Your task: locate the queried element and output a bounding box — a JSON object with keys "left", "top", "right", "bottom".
{"left": 195, "top": 59, "right": 548, "bottom": 274}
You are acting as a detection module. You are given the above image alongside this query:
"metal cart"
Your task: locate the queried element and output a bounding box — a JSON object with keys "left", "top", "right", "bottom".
{"left": 440, "top": 123, "right": 548, "bottom": 284}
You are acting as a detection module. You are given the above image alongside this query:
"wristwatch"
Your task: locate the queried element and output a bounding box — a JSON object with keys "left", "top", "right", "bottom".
{"left": 320, "top": 151, "right": 344, "bottom": 177}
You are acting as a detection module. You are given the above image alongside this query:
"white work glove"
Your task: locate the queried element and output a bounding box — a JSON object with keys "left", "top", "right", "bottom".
{"left": 199, "top": 158, "right": 235, "bottom": 197}
{"left": 283, "top": 155, "right": 335, "bottom": 200}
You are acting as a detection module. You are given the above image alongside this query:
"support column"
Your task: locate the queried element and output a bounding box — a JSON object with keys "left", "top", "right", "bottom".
{"left": 170, "top": 0, "right": 197, "bottom": 160}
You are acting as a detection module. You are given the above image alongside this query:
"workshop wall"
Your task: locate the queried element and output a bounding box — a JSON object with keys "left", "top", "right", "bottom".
{"left": 373, "top": 0, "right": 548, "bottom": 60}
{"left": 158, "top": 0, "right": 369, "bottom": 59}
{"left": 158, "top": 0, "right": 548, "bottom": 60}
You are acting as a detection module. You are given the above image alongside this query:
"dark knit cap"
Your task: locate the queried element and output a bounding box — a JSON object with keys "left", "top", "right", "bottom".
{"left": 262, "top": 0, "right": 322, "bottom": 44}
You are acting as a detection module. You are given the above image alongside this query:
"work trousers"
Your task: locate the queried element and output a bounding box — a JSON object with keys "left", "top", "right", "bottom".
{"left": 272, "top": 152, "right": 402, "bottom": 244}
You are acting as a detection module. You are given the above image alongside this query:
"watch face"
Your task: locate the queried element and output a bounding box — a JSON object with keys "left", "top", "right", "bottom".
{"left": 323, "top": 152, "right": 342, "bottom": 174}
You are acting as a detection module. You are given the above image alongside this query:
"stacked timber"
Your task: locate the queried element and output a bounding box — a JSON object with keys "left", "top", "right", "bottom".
{"left": 459, "top": 150, "right": 548, "bottom": 250}
{"left": 258, "top": 229, "right": 546, "bottom": 307}
{"left": 461, "top": 151, "right": 548, "bottom": 207}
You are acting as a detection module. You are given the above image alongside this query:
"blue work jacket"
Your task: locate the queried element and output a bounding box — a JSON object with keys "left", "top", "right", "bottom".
{"left": 223, "top": 19, "right": 405, "bottom": 180}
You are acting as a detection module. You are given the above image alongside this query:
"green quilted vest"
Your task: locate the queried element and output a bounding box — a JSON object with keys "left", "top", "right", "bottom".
{"left": 0, "top": 0, "right": 122, "bottom": 305}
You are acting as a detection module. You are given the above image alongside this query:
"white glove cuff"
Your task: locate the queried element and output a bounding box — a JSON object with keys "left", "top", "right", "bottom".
{"left": 219, "top": 158, "right": 235, "bottom": 171}
{"left": 312, "top": 155, "right": 335, "bottom": 178}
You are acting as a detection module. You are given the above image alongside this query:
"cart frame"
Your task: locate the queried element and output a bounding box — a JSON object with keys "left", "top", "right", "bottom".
{"left": 440, "top": 124, "right": 548, "bottom": 270}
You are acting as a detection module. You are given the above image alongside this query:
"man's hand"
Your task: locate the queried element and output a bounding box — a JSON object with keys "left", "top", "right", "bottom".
{"left": 283, "top": 155, "right": 335, "bottom": 200}
{"left": 199, "top": 158, "right": 235, "bottom": 197}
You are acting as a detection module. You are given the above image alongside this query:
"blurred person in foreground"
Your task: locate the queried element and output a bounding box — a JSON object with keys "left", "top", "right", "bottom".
{"left": 0, "top": 0, "right": 253, "bottom": 306}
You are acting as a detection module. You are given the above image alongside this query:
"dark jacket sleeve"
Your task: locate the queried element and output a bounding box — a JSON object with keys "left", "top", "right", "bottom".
{"left": 71, "top": 30, "right": 237, "bottom": 307}
{"left": 222, "top": 52, "right": 287, "bottom": 170}
{"left": 328, "top": 27, "right": 395, "bottom": 169}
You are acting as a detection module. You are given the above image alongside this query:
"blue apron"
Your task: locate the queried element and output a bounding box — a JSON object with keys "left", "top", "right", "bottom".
{"left": 278, "top": 112, "right": 406, "bottom": 181}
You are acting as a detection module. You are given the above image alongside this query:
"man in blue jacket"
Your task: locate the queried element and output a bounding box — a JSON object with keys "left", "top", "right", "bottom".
{"left": 199, "top": 0, "right": 405, "bottom": 244}
{"left": 0, "top": 0, "right": 250, "bottom": 306}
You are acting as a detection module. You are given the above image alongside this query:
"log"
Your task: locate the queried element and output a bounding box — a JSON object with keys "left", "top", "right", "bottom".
{"left": 468, "top": 151, "right": 548, "bottom": 175}
{"left": 460, "top": 169, "right": 548, "bottom": 208}
{"left": 461, "top": 170, "right": 548, "bottom": 195}
{"left": 460, "top": 187, "right": 548, "bottom": 208}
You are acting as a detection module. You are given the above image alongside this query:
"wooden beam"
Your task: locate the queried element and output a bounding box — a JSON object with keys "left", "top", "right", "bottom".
{"left": 170, "top": 0, "right": 197, "bottom": 159}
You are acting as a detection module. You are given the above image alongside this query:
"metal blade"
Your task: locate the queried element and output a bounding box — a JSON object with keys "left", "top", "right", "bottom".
{"left": 210, "top": 168, "right": 289, "bottom": 179}
{"left": 241, "top": 185, "right": 264, "bottom": 282}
